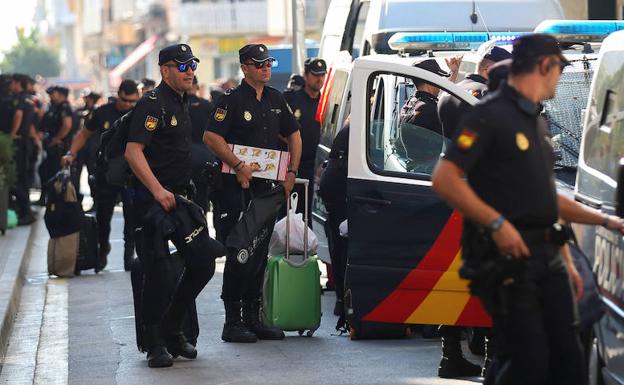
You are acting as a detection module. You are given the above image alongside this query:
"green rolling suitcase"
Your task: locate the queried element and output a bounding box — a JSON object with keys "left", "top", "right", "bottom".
{"left": 262, "top": 179, "right": 321, "bottom": 336}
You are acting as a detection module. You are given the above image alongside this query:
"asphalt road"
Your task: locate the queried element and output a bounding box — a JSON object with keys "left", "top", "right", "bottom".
{"left": 0, "top": 202, "right": 484, "bottom": 385}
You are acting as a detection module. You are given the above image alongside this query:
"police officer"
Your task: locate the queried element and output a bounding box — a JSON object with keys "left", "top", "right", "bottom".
{"left": 398, "top": 58, "right": 461, "bottom": 165}
{"left": 0, "top": 75, "right": 14, "bottom": 134}
{"left": 432, "top": 34, "right": 624, "bottom": 385}
{"left": 9, "top": 74, "right": 36, "bottom": 225}
{"left": 125, "top": 44, "right": 216, "bottom": 368}
{"left": 283, "top": 58, "right": 326, "bottom": 222}
{"left": 283, "top": 73, "right": 305, "bottom": 94}
{"left": 62, "top": 80, "right": 140, "bottom": 271}
{"left": 74, "top": 91, "right": 102, "bottom": 209}
{"left": 38, "top": 86, "right": 73, "bottom": 202}
{"left": 139, "top": 78, "right": 156, "bottom": 96}
{"left": 188, "top": 75, "right": 215, "bottom": 212}
{"left": 438, "top": 46, "right": 511, "bottom": 138}
{"left": 204, "top": 43, "right": 302, "bottom": 343}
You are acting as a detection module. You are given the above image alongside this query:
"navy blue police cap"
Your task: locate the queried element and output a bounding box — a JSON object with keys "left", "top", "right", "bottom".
{"left": 239, "top": 44, "right": 274, "bottom": 63}
{"left": 158, "top": 44, "right": 199, "bottom": 66}
{"left": 512, "top": 33, "right": 570, "bottom": 66}
{"left": 413, "top": 59, "right": 450, "bottom": 77}
{"left": 483, "top": 46, "right": 512, "bottom": 63}
{"left": 304, "top": 58, "right": 327, "bottom": 75}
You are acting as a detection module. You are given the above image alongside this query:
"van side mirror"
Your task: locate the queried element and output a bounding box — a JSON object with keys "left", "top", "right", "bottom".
{"left": 617, "top": 158, "right": 624, "bottom": 218}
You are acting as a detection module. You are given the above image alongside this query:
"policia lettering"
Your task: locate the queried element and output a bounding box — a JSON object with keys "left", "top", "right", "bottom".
{"left": 204, "top": 43, "right": 302, "bottom": 344}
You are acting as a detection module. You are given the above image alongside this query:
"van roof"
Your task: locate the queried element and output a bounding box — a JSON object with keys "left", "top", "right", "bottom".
{"left": 375, "top": 0, "right": 564, "bottom": 32}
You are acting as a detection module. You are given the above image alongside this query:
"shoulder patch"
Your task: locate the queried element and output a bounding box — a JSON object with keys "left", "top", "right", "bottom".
{"left": 457, "top": 128, "right": 478, "bottom": 150}
{"left": 214, "top": 108, "right": 227, "bottom": 122}
{"left": 144, "top": 115, "right": 159, "bottom": 131}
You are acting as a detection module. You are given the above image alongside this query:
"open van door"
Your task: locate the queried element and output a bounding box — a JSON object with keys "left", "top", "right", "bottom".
{"left": 344, "top": 55, "right": 491, "bottom": 338}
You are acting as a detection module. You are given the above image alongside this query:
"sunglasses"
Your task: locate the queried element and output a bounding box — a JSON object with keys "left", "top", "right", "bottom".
{"left": 166, "top": 60, "right": 198, "bottom": 73}
{"left": 244, "top": 59, "right": 275, "bottom": 69}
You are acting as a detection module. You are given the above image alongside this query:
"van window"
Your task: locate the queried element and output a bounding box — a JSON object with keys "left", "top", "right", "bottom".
{"left": 582, "top": 50, "right": 624, "bottom": 185}
{"left": 366, "top": 72, "right": 450, "bottom": 179}
{"left": 320, "top": 68, "right": 350, "bottom": 149}
{"left": 351, "top": 0, "right": 370, "bottom": 58}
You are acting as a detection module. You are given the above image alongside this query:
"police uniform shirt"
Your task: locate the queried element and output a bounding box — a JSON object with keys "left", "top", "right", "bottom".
{"left": 443, "top": 83, "right": 558, "bottom": 229}
{"left": 400, "top": 91, "right": 443, "bottom": 136}
{"left": 127, "top": 81, "right": 192, "bottom": 188}
{"left": 284, "top": 88, "right": 320, "bottom": 164}
{"left": 76, "top": 106, "right": 95, "bottom": 131}
{"left": 438, "top": 74, "right": 489, "bottom": 139}
{"left": 206, "top": 79, "right": 299, "bottom": 150}
{"left": 188, "top": 94, "right": 213, "bottom": 144}
{"left": 86, "top": 102, "right": 125, "bottom": 136}
{"left": 41, "top": 101, "right": 73, "bottom": 138}
{"left": 12, "top": 92, "right": 35, "bottom": 136}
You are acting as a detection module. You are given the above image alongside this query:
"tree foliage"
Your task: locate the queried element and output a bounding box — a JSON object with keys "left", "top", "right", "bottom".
{"left": 1, "top": 28, "right": 60, "bottom": 77}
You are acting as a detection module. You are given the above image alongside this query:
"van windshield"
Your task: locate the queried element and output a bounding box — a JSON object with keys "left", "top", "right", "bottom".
{"left": 542, "top": 58, "right": 595, "bottom": 170}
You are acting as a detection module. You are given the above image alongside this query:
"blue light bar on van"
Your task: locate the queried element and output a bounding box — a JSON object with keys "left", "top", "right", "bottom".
{"left": 535, "top": 20, "right": 624, "bottom": 43}
{"left": 388, "top": 32, "right": 524, "bottom": 51}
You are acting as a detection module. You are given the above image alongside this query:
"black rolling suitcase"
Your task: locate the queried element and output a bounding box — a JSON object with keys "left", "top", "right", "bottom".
{"left": 75, "top": 213, "right": 101, "bottom": 274}
{"left": 130, "top": 252, "right": 199, "bottom": 351}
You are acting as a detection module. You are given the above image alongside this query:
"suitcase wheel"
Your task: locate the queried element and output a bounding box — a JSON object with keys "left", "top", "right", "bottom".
{"left": 306, "top": 330, "right": 315, "bottom": 337}
{"left": 298, "top": 330, "right": 304, "bottom": 336}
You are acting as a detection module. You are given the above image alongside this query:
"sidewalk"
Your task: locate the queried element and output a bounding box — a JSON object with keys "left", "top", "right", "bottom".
{"left": 0, "top": 210, "right": 40, "bottom": 366}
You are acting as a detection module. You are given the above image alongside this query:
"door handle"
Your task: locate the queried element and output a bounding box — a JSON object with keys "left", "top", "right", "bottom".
{"left": 353, "top": 196, "right": 392, "bottom": 206}
{"left": 574, "top": 192, "right": 602, "bottom": 209}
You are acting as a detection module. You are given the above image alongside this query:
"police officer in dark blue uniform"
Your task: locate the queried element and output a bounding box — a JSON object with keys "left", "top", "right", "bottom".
{"left": 204, "top": 43, "right": 302, "bottom": 343}
{"left": 125, "top": 44, "right": 217, "bottom": 368}
{"left": 62, "top": 80, "right": 140, "bottom": 271}
{"left": 74, "top": 91, "right": 102, "bottom": 209}
{"left": 38, "top": 86, "right": 73, "bottom": 203}
{"left": 9, "top": 74, "right": 37, "bottom": 225}
{"left": 432, "top": 34, "right": 624, "bottom": 385}
{"left": 438, "top": 46, "right": 511, "bottom": 138}
{"left": 188, "top": 75, "right": 215, "bottom": 212}
{"left": 283, "top": 58, "right": 326, "bottom": 222}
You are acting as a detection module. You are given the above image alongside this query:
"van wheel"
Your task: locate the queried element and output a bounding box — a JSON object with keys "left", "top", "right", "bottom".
{"left": 588, "top": 336, "right": 604, "bottom": 385}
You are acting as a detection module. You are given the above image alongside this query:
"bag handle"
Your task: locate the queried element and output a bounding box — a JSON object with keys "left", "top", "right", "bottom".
{"left": 285, "top": 178, "right": 310, "bottom": 266}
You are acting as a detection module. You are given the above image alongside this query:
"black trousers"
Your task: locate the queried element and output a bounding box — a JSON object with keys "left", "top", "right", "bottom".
{"left": 39, "top": 141, "right": 65, "bottom": 189}
{"left": 11, "top": 138, "right": 32, "bottom": 218}
{"left": 324, "top": 198, "right": 347, "bottom": 301}
{"left": 131, "top": 187, "right": 216, "bottom": 326}
{"left": 96, "top": 176, "right": 134, "bottom": 250}
{"left": 216, "top": 176, "right": 273, "bottom": 302}
{"left": 480, "top": 242, "right": 585, "bottom": 385}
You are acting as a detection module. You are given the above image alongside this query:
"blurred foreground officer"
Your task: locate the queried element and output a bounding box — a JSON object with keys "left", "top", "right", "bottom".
{"left": 38, "top": 86, "right": 73, "bottom": 202}
{"left": 125, "top": 44, "right": 217, "bottom": 368}
{"left": 283, "top": 58, "right": 326, "bottom": 222}
{"left": 432, "top": 34, "right": 624, "bottom": 385}
{"left": 62, "top": 80, "right": 140, "bottom": 271}
{"left": 438, "top": 46, "right": 511, "bottom": 138}
{"left": 204, "top": 43, "right": 302, "bottom": 343}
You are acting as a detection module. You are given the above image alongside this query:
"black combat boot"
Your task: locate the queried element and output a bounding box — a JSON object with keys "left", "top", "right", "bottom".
{"left": 163, "top": 305, "right": 197, "bottom": 359}
{"left": 145, "top": 325, "right": 173, "bottom": 368}
{"left": 123, "top": 243, "right": 135, "bottom": 272}
{"left": 221, "top": 301, "right": 257, "bottom": 343}
{"left": 438, "top": 333, "right": 482, "bottom": 378}
{"left": 242, "top": 298, "right": 285, "bottom": 340}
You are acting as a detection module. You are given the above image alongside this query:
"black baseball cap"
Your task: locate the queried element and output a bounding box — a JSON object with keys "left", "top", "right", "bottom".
{"left": 47, "top": 86, "right": 69, "bottom": 97}
{"left": 158, "top": 44, "right": 199, "bottom": 65}
{"left": 483, "top": 46, "right": 512, "bottom": 63}
{"left": 512, "top": 33, "right": 570, "bottom": 66}
{"left": 304, "top": 58, "right": 327, "bottom": 75}
{"left": 239, "top": 44, "right": 274, "bottom": 63}
{"left": 413, "top": 59, "right": 450, "bottom": 77}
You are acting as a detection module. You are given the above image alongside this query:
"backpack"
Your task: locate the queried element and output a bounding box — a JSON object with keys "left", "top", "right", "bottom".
{"left": 97, "top": 90, "right": 166, "bottom": 187}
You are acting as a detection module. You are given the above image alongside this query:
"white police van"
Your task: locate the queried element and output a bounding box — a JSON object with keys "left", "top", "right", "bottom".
{"left": 570, "top": 27, "right": 624, "bottom": 385}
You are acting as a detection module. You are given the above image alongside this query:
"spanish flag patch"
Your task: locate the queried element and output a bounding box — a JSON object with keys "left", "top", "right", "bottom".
{"left": 144, "top": 115, "right": 158, "bottom": 131}
{"left": 457, "top": 128, "right": 477, "bottom": 150}
{"left": 214, "top": 108, "right": 227, "bottom": 122}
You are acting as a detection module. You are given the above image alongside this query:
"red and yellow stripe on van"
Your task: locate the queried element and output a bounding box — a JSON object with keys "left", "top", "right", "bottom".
{"left": 363, "top": 211, "right": 492, "bottom": 327}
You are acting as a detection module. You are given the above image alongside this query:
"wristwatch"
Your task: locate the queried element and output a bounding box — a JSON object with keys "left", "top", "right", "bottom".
{"left": 487, "top": 215, "right": 505, "bottom": 233}
{"left": 287, "top": 168, "right": 298, "bottom": 177}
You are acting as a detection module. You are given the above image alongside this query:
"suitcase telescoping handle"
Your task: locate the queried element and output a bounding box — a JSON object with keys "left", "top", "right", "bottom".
{"left": 285, "top": 178, "right": 309, "bottom": 264}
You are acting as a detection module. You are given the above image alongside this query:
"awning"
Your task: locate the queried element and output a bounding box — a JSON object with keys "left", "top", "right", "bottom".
{"left": 108, "top": 34, "right": 160, "bottom": 88}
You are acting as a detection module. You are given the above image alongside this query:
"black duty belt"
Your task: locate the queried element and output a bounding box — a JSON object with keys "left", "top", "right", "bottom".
{"left": 518, "top": 223, "right": 569, "bottom": 246}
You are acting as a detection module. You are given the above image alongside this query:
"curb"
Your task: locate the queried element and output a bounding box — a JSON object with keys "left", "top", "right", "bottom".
{"left": 0, "top": 215, "right": 40, "bottom": 366}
